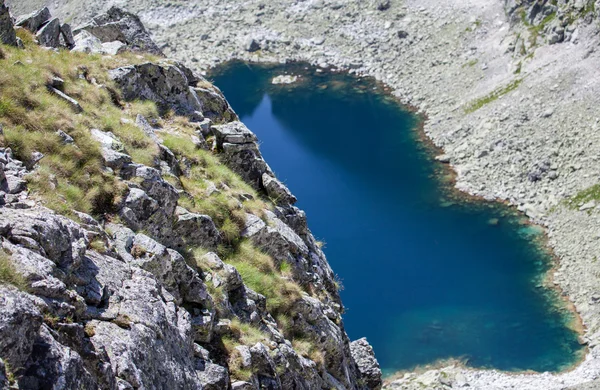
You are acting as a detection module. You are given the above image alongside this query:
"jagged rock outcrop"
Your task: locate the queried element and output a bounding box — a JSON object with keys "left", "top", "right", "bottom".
{"left": 109, "top": 61, "right": 237, "bottom": 122}
{"left": 0, "top": 8, "right": 381, "bottom": 390}
{"left": 73, "top": 6, "right": 163, "bottom": 56}
{"left": 0, "top": 0, "right": 16, "bottom": 46}
{"left": 351, "top": 338, "right": 383, "bottom": 390}
{"left": 505, "top": 0, "right": 599, "bottom": 46}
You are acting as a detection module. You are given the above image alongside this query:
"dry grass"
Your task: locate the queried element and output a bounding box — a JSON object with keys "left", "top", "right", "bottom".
{"left": 226, "top": 241, "right": 302, "bottom": 316}
{"left": 0, "top": 250, "right": 28, "bottom": 291}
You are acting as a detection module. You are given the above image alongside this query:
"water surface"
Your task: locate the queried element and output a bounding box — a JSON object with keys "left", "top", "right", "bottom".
{"left": 210, "top": 62, "right": 583, "bottom": 375}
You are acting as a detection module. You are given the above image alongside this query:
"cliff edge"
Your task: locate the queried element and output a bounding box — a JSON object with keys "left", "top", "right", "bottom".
{"left": 0, "top": 4, "right": 381, "bottom": 389}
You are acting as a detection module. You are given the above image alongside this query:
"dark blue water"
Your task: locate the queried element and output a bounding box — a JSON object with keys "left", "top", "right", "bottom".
{"left": 210, "top": 62, "right": 583, "bottom": 375}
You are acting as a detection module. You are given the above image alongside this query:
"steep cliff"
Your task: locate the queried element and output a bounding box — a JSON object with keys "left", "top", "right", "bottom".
{"left": 0, "top": 4, "right": 381, "bottom": 389}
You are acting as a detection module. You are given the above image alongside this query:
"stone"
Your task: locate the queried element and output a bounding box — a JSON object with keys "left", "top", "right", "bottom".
{"left": 231, "top": 381, "right": 255, "bottom": 390}
{"left": 18, "top": 325, "right": 97, "bottom": 389}
{"left": 110, "top": 62, "right": 203, "bottom": 117}
{"left": 71, "top": 30, "right": 105, "bottom": 54}
{"left": 101, "top": 147, "right": 132, "bottom": 170}
{"left": 580, "top": 201, "right": 596, "bottom": 211}
{"left": 435, "top": 154, "right": 451, "bottom": 163}
{"left": 170, "top": 207, "right": 222, "bottom": 250}
{"left": 60, "top": 23, "right": 75, "bottom": 48}
{"left": 192, "top": 84, "right": 237, "bottom": 122}
{"left": 91, "top": 128, "right": 123, "bottom": 151}
{"left": 197, "top": 362, "right": 229, "bottom": 390}
{"left": 47, "top": 87, "right": 83, "bottom": 113}
{"left": 102, "top": 40, "right": 126, "bottom": 55}
{"left": 262, "top": 173, "right": 297, "bottom": 205}
{"left": 0, "top": 0, "right": 17, "bottom": 46}
{"left": 212, "top": 121, "right": 258, "bottom": 145}
{"left": 244, "top": 38, "right": 261, "bottom": 52}
{"left": 375, "top": 0, "right": 391, "bottom": 11}
{"left": 15, "top": 7, "right": 51, "bottom": 33}
{"left": 56, "top": 130, "right": 74, "bottom": 144}
{"left": 36, "top": 18, "right": 61, "bottom": 48}
{"left": 5, "top": 175, "right": 26, "bottom": 194}
{"left": 541, "top": 108, "right": 554, "bottom": 118}
{"left": 74, "top": 7, "right": 163, "bottom": 56}
{"left": 397, "top": 30, "right": 409, "bottom": 39}
{"left": 350, "top": 338, "right": 382, "bottom": 390}
{"left": 0, "top": 287, "right": 44, "bottom": 369}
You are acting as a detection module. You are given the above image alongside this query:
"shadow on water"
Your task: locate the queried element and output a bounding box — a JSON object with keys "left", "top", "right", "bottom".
{"left": 209, "top": 61, "right": 584, "bottom": 376}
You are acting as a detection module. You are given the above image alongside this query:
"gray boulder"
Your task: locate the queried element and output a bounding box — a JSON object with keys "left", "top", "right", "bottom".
{"left": 60, "top": 23, "right": 75, "bottom": 48}
{"left": 375, "top": 0, "right": 391, "bottom": 11}
{"left": 109, "top": 62, "right": 204, "bottom": 118}
{"left": 350, "top": 338, "right": 382, "bottom": 390}
{"left": 212, "top": 121, "right": 258, "bottom": 145}
{"left": 36, "top": 18, "right": 61, "bottom": 48}
{"left": 0, "top": 207, "right": 88, "bottom": 270}
{"left": 170, "top": 207, "right": 222, "bottom": 251}
{"left": 212, "top": 122, "right": 272, "bottom": 187}
{"left": 15, "top": 7, "right": 50, "bottom": 33}
{"left": 0, "top": 287, "right": 43, "bottom": 370}
{"left": 197, "top": 362, "right": 229, "bottom": 390}
{"left": 71, "top": 30, "right": 106, "bottom": 54}
{"left": 18, "top": 325, "right": 96, "bottom": 390}
{"left": 244, "top": 38, "right": 261, "bottom": 52}
{"left": 74, "top": 6, "right": 163, "bottom": 56}
{"left": 0, "top": 0, "right": 17, "bottom": 46}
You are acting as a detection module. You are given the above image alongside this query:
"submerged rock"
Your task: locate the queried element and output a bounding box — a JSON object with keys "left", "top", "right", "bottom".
{"left": 272, "top": 75, "right": 298, "bottom": 84}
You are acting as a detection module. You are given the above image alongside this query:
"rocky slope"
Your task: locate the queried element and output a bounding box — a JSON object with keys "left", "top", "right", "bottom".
{"left": 0, "top": 4, "right": 381, "bottom": 389}
{"left": 8, "top": 0, "right": 600, "bottom": 388}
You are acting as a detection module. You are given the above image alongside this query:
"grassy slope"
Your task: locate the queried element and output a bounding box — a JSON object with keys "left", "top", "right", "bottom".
{"left": 0, "top": 31, "right": 319, "bottom": 380}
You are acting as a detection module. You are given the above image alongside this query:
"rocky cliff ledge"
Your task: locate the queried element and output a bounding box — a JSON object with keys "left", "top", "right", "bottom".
{"left": 0, "top": 4, "right": 381, "bottom": 389}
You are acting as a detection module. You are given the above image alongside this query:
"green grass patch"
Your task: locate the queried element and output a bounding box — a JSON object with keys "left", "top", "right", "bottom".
{"left": 0, "top": 31, "right": 162, "bottom": 217}
{"left": 462, "top": 59, "right": 478, "bottom": 68}
{"left": 464, "top": 79, "right": 523, "bottom": 114}
{"left": 0, "top": 250, "right": 29, "bottom": 291}
{"left": 226, "top": 241, "right": 302, "bottom": 316}
{"left": 565, "top": 184, "right": 600, "bottom": 209}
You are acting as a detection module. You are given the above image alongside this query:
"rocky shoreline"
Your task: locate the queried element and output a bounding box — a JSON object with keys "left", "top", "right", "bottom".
{"left": 9, "top": 0, "right": 600, "bottom": 388}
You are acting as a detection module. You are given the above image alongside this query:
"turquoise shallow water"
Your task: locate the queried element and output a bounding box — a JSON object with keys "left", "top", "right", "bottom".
{"left": 210, "top": 61, "right": 583, "bottom": 375}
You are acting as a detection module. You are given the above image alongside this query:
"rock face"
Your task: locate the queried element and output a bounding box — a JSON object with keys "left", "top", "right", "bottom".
{"left": 109, "top": 61, "right": 237, "bottom": 122}
{"left": 351, "top": 338, "right": 383, "bottom": 390}
{"left": 15, "top": 6, "right": 50, "bottom": 32}
{"left": 0, "top": 0, "right": 17, "bottom": 46}
{"left": 73, "top": 6, "right": 163, "bottom": 56}
{"left": 0, "top": 7, "right": 380, "bottom": 390}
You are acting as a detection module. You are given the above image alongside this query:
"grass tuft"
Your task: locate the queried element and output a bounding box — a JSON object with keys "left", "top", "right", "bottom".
{"left": 0, "top": 250, "right": 28, "bottom": 291}
{"left": 464, "top": 79, "right": 523, "bottom": 113}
